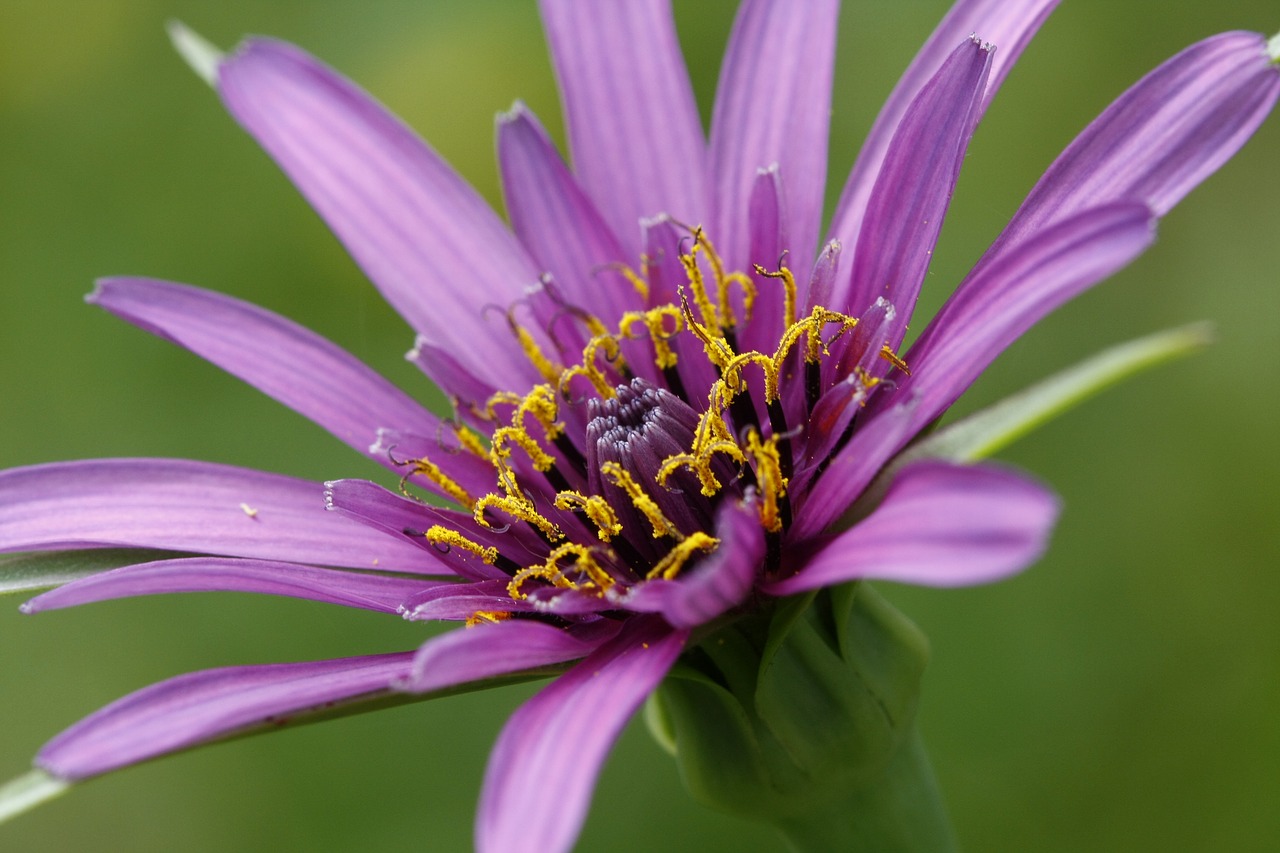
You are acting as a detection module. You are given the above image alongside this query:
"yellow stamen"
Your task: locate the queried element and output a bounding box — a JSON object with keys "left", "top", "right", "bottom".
{"left": 753, "top": 263, "right": 798, "bottom": 329}
{"left": 425, "top": 525, "right": 498, "bottom": 564}
{"left": 647, "top": 532, "right": 719, "bottom": 580}
{"left": 693, "top": 228, "right": 756, "bottom": 328}
{"left": 619, "top": 306, "right": 683, "bottom": 370}
{"left": 509, "top": 315, "right": 563, "bottom": 384}
{"left": 465, "top": 610, "right": 511, "bottom": 627}
{"left": 474, "top": 492, "right": 562, "bottom": 540}
{"left": 878, "top": 344, "right": 911, "bottom": 375}
{"left": 559, "top": 333, "right": 623, "bottom": 398}
{"left": 744, "top": 430, "right": 787, "bottom": 532}
{"left": 605, "top": 262, "right": 650, "bottom": 301}
{"left": 600, "top": 461, "right": 680, "bottom": 539}
{"left": 402, "top": 457, "right": 478, "bottom": 510}
{"left": 554, "top": 491, "right": 623, "bottom": 541}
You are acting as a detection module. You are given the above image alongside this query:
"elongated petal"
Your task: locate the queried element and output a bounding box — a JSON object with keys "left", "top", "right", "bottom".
{"left": 768, "top": 460, "right": 1058, "bottom": 594}
{"left": 789, "top": 398, "right": 920, "bottom": 540}
{"left": 983, "top": 31, "right": 1280, "bottom": 266}
{"left": 828, "top": 0, "right": 1059, "bottom": 254}
{"left": 401, "top": 580, "right": 540, "bottom": 621}
{"left": 216, "top": 39, "right": 541, "bottom": 390}
{"left": 613, "top": 500, "right": 764, "bottom": 628}
{"left": 539, "top": 0, "right": 707, "bottom": 251}
{"left": 886, "top": 203, "right": 1156, "bottom": 439}
{"left": 89, "top": 278, "right": 450, "bottom": 475}
{"left": 324, "top": 478, "right": 516, "bottom": 582}
{"left": 477, "top": 618, "right": 685, "bottom": 853}
{"left": 38, "top": 653, "right": 415, "bottom": 780}
{"left": 21, "top": 557, "right": 435, "bottom": 614}
{"left": 841, "top": 37, "right": 991, "bottom": 333}
{"left": 401, "top": 619, "right": 610, "bottom": 693}
{"left": 0, "top": 459, "right": 431, "bottom": 571}
{"left": 497, "top": 103, "right": 640, "bottom": 321}
{"left": 709, "top": 0, "right": 837, "bottom": 268}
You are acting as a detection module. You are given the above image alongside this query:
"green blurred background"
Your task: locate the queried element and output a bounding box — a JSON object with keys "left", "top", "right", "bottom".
{"left": 2, "top": 1, "right": 1277, "bottom": 850}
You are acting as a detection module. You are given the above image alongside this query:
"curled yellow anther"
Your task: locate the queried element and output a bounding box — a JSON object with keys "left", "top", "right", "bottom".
{"left": 744, "top": 430, "right": 788, "bottom": 533}
{"left": 402, "top": 457, "right": 478, "bottom": 510}
{"left": 474, "top": 492, "right": 562, "bottom": 540}
{"left": 554, "top": 491, "right": 623, "bottom": 541}
{"left": 600, "top": 461, "right": 679, "bottom": 539}
{"left": 465, "top": 610, "right": 511, "bottom": 627}
{"left": 753, "top": 263, "right": 798, "bottom": 329}
{"left": 560, "top": 333, "right": 623, "bottom": 398}
{"left": 878, "top": 344, "right": 911, "bottom": 375}
{"left": 425, "top": 525, "right": 498, "bottom": 564}
{"left": 647, "top": 532, "right": 719, "bottom": 580}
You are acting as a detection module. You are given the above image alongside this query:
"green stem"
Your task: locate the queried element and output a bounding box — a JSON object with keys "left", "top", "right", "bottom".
{"left": 774, "top": 727, "right": 957, "bottom": 853}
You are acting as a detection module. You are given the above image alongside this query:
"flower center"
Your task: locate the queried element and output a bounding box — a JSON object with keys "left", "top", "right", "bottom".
{"left": 395, "top": 228, "right": 908, "bottom": 620}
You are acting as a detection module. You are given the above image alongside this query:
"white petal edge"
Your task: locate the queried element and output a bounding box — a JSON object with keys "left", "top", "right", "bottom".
{"left": 167, "top": 20, "right": 222, "bottom": 86}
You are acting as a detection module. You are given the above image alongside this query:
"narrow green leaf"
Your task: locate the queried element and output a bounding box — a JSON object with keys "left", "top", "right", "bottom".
{"left": 166, "top": 21, "right": 223, "bottom": 86}
{"left": 839, "top": 323, "right": 1212, "bottom": 528}
{"left": 0, "top": 770, "right": 68, "bottom": 824}
{"left": 0, "top": 550, "right": 180, "bottom": 598}
{"left": 904, "top": 323, "right": 1213, "bottom": 464}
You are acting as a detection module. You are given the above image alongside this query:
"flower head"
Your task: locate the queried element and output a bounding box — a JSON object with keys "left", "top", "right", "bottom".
{"left": 3, "top": 2, "right": 1278, "bottom": 849}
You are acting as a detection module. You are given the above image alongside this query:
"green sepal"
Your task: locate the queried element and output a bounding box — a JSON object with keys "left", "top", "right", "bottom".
{"left": 652, "top": 584, "right": 937, "bottom": 842}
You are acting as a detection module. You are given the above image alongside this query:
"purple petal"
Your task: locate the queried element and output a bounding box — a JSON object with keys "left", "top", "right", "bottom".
{"left": 828, "top": 0, "right": 1059, "bottom": 259}
{"left": 768, "top": 460, "right": 1059, "bottom": 594}
{"left": 89, "top": 278, "right": 455, "bottom": 479}
{"left": 400, "top": 618, "right": 613, "bottom": 693}
{"left": 884, "top": 203, "right": 1156, "bottom": 439}
{"left": 840, "top": 36, "right": 992, "bottom": 334}
{"left": 983, "top": 31, "right": 1280, "bottom": 268}
{"left": 496, "top": 103, "right": 641, "bottom": 322}
{"left": 538, "top": 0, "right": 707, "bottom": 251}
{"left": 709, "top": 0, "right": 837, "bottom": 269}
{"left": 613, "top": 500, "right": 764, "bottom": 628}
{"left": 738, "top": 166, "right": 792, "bottom": 357}
{"left": 38, "top": 653, "right": 415, "bottom": 780}
{"left": 401, "top": 580, "right": 540, "bottom": 621}
{"left": 21, "top": 557, "right": 435, "bottom": 615}
{"left": 323, "top": 479, "right": 515, "bottom": 582}
{"left": 0, "top": 459, "right": 433, "bottom": 571}
{"left": 368, "top": 427, "right": 498, "bottom": 512}
{"left": 477, "top": 617, "right": 685, "bottom": 853}
{"left": 216, "top": 38, "right": 541, "bottom": 391}
{"left": 789, "top": 398, "right": 920, "bottom": 540}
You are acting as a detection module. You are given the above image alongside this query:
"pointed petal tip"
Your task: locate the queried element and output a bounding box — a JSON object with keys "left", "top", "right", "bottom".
{"left": 0, "top": 769, "right": 69, "bottom": 824}
{"left": 497, "top": 100, "right": 531, "bottom": 125}
{"left": 167, "top": 21, "right": 224, "bottom": 87}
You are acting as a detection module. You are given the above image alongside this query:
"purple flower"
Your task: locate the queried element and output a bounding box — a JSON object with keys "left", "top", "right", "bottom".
{"left": 2, "top": 1, "right": 1277, "bottom": 849}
